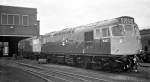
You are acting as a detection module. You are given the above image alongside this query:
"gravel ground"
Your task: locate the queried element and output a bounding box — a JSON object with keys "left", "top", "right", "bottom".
{"left": 0, "top": 58, "right": 46, "bottom": 82}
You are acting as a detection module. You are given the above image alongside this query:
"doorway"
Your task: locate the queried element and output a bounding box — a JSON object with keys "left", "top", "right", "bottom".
{"left": 0, "top": 42, "right": 9, "bottom": 56}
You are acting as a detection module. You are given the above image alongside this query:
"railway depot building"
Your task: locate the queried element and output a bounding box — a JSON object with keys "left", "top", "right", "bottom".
{"left": 0, "top": 5, "right": 39, "bottom": 57}
{"left": 140, "top": 29, "right": 150, "bottom": 52}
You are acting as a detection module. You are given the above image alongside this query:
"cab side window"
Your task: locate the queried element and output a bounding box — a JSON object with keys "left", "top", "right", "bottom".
{"left": 102, "top": 28, "right": 110, "bottom": 37}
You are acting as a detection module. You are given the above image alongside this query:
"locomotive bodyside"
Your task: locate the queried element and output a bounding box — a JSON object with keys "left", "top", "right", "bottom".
{"left": 42, "top": 16, "right": 141, "bottom": 56}
{"left": 41, "top": 19, "right": 118, "bottom": 55}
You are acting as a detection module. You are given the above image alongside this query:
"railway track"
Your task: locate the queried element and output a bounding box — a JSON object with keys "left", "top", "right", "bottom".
{"left": 23, "top": 69, "right": 54, "bottom": 82}
{"left": 14, "top": 61, "right": 113, "bottom": 82}
{"left": 24, "top": 68, "right": 73, "bottom": 82}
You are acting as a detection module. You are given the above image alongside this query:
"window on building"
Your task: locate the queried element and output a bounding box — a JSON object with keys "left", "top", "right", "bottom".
{"left": 1, "top": 14, "right": 20, "bottom": 25}
{"left": 1, "top": 14, "right": 7, "bottom": 24}
{"left": 14, "top": 15, "right": 19, "bottom": 25}
{"left": 8, "top": 15, "right": 14, "bottom": 25}
{"left": 22, "top": 15, "right": 28, "bottom": 25}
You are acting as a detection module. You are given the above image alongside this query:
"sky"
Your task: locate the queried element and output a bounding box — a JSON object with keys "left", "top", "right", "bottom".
{"left": 1, "top": 0, "right": 150, "bottom": 35}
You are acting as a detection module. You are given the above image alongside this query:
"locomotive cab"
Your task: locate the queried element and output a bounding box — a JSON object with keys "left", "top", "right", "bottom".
{"left": 91, "top": 17, "right": 142, "bottom": 71}
{"left": 110, "top": 17, "right": 142, "bottom": 55}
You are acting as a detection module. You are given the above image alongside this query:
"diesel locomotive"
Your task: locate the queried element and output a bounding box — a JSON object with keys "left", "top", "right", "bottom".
{"left": 18, "top": 16, "right": 142, "bottom": 71}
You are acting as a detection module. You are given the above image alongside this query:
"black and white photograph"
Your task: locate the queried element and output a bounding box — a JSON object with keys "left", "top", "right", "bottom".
{"left": 0, "top": 0, "right": 150, "bottom": 82}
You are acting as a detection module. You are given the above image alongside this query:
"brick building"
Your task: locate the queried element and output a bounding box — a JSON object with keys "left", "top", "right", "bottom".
{"left": 0, "top": 5, "right": 40, "bottom": 57}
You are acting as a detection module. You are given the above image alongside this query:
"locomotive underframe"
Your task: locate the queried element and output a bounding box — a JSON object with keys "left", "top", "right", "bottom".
{"left": 21, "top": 51, "right": 138, "bottom": 72}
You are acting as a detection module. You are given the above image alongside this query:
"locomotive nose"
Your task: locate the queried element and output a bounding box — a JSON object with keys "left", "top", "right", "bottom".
{"left": 111, "top": 36, "right": 141, "bottom": 55}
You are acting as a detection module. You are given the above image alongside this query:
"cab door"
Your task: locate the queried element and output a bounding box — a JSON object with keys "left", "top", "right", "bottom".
{"left": 100, "top": 27, "right": 111, "bottom": 54}
{"left": 84, "top": 31, "right": 94, "bottom": 53}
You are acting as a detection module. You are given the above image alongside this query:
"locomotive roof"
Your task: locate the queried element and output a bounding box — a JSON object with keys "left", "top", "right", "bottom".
{"left": 45, "top": 16, "right": 133, "bottom": 36}
{"left": 46, "top": 19, "right": 117, "bottom": 36}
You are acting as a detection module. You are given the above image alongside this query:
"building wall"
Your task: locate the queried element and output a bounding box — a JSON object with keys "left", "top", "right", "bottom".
{"left": 0, "top": 5, "right": 39, "bottom": 36}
